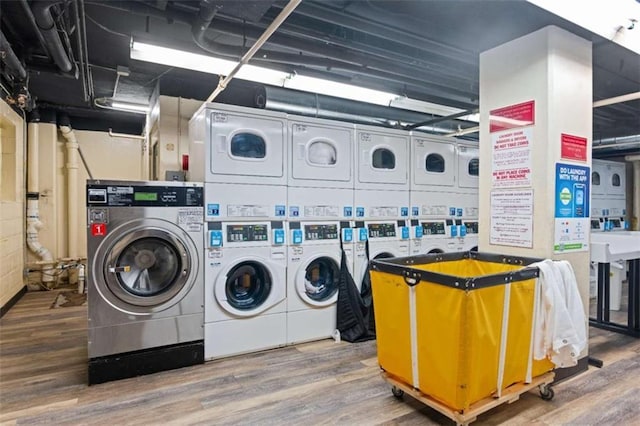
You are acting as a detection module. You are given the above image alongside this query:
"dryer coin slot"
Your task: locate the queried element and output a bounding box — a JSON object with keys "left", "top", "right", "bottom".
{"left": 88, "top": 188, "right": 107, "bottom": 204}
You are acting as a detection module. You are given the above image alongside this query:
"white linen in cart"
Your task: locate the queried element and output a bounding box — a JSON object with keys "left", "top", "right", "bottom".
{"left": 531, "top": 259, "right": 587, "bottom": 368}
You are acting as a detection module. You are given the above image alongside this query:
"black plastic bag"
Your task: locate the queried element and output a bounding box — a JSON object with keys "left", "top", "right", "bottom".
{"left": 336, "top": 236, "right": 376, "bottom": 342}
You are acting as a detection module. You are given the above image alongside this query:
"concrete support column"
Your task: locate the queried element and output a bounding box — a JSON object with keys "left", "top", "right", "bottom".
{"left": 479, "top": 26, "right": 592, "bottom": 374}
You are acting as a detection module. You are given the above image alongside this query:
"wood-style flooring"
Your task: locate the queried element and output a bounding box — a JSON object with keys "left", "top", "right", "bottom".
{"left": 2, "top": 288, "right": 640, "bottom": 425}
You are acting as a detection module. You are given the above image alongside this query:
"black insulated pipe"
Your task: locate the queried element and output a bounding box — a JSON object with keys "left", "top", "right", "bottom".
{"left": 18, "top": 0, "right": 51, "bottom": 58}
{"left": 0, "top": 31, "right": 27, "bottom": 80}
{"left": 31, "top": 0, "right": 74, "bottom": 73}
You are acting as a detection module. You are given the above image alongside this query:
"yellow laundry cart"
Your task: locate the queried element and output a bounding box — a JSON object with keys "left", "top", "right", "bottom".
{"left": 370, "top": 251, "right": 555, "bottom": 425}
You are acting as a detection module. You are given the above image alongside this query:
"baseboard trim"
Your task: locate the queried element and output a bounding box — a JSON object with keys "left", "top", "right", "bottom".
{"left": 1, "top": 285, "right": 27, "bottom": 318}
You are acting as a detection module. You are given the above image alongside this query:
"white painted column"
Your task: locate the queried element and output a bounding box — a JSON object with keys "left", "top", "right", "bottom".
{"left": 479, "top": 26, "right": 592, "bottom": 366}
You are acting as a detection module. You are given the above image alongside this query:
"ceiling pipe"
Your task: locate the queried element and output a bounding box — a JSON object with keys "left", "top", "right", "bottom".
{"left": 263, "top": 86, "right": 460, "bottom": 134}
{"left": 31, "top": 0, "right": 75, "bottom": 74}
{"left": 18, "top": 0, "right": 51, "bottom": 58}
{"left": 405, "top": 108, "right": 479, "bottom": 131}
{"left": 205, "top": 0, "right": 302, "bottom": 103}
{"left": 0, "top": 31, "right": 27, "bottom": 80}
{"left": 593, "top": 92, "right": 640, "bottom": 108}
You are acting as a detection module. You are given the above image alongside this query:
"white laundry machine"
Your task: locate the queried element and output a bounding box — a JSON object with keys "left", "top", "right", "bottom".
{"left": 189, "top": 103, "right": 288, "bottom": 221}
{"left": 86, "top": 180, "right": 204, "bottom": 384}
{"left": 204, "top": 220, "right": 287, "bottom": 359}
{"left": 421, "top": 219, "right": 462, "bottom": 253}
{"left": 286, "top": 220, "right": 354, "bottom": 344}
{"left": 353, "top": 220, "right": 410, "bottom": 289}
{"left": 287, "top": 115, "right": 354, "bottom": 220}
{"left": 354, "top": 124, "right": 409, "bottom": 220}
{"left": 456, "top": 141, "right": 480, "bottom": 252}
{"left": 592, "top": 159, "right": 628, "bottom": 231}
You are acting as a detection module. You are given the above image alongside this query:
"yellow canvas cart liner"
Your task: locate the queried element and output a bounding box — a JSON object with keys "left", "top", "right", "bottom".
{"left": 370, "top": 251, "right": 554, "bottom": 412}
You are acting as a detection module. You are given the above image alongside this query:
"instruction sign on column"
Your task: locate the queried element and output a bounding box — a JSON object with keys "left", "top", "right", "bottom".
{"left": 490, "top": 100, "right": 534, "bottom": 188}
{"left": 554, "top": 163, "right": 590, "bottom": 253}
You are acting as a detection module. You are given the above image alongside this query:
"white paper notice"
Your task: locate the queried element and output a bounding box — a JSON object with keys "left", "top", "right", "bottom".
{"left": 491, "top": 127, "right": 532, "bottom": 188}
{"left": 490, "top": 189, "right": 534, "bottom": 248}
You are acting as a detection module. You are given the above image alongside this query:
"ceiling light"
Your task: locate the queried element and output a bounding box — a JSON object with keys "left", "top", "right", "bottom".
{"left": 283, "top": 75, "right": 396, "bottom": 106}
{"left": 111, "top": 102, "right": 150, "bottom": 113}
{"left": 130, "top": 41, "right": 290, "bottom": 86}
{"left": 94, "top": 97, "right": 149, "bottom": 114}
{"left": 130, "top": 39, "right": 475, "bottom": 116}
{"left": 528, "top": 0, "right": 640, "bottom": 54}
{"left": 131, "top": 39, "right": 394, "bottom": 104}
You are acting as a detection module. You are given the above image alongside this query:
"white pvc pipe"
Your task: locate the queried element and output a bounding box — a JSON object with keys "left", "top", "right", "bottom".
{"left": 59, "top": 125, "right": 79, "bottom": 259}
{"left": 26, "top": 123, "right": 54, "bottom": 284}
{"left": 206, "top": 0, "right": 302, "bottom": 103}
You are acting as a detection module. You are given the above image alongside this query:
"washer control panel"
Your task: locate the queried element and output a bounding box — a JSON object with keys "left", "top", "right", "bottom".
{"left": 87, "top": 183, "right": 203, "bottom": 207}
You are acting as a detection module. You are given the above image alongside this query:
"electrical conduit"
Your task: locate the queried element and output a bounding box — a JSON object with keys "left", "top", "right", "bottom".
{"left": 26, "top": 122, "right": 54, "bottom": 283}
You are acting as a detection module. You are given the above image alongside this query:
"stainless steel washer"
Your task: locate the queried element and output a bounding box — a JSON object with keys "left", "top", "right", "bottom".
{"left": 86, "top": 180, "right": 204, "bottom": 384}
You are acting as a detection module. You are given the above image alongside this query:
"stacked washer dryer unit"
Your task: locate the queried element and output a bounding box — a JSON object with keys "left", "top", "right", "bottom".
{"left": 410, "top": 133, "right": 464, "bottom": 255}
{"left": 591, "top": 159, "right": 628, "bottom": 232}
{"left": 286, "top": 115, "right": 355, "bottom": 344}
{"left": 86, "top": 180, "right": 205, "bottom": 384}
{"left": 189, "top": 103, "right": 288, "bottom": 360}
{"left": 455, "top": 141, "right": 480, "bottom": 252}
{"left": 353, "top": 124, "right": 411, "bottom": 288}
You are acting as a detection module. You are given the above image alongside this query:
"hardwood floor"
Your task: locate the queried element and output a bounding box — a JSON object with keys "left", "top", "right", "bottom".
{"left": 1, "top": 289, "right": 639, "bottom": 425}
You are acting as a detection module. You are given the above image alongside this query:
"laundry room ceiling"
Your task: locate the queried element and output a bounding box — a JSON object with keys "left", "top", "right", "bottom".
{"left": 1, "top": 0, "right": 638, "bottom": 153}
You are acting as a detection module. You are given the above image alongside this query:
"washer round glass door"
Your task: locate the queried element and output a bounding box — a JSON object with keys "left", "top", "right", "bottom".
{"left": 224, "top": 261, "right": 273, "bottom": 311}
{"left": 102, "top": 227, "right": 193, "bottom": 309}
{"left": 297, "top": 256, "right": 339, "bottom": 307}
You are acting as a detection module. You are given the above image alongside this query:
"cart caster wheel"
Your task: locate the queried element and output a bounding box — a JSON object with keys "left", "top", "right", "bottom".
{"left": 391, "top": 386, "right": 405, "bottom": 399}
{"left": 539, "top": 385, "right": 554, "bottom": 401}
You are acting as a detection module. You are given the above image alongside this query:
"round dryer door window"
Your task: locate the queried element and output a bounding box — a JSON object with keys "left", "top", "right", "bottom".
{"left": 103, "top": 227, "right": 193, "bottom": 308}
{"left": 225, "top": 261, "right": 272, "bottom": 310}
{"left": 303, "top": 257, "right": 339, "bottom": 303}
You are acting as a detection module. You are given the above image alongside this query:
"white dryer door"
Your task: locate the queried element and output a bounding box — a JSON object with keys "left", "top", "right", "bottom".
{"left": 412, "top": 137, "right": 456, "bottom": 187}
{"left": 291, "top": 122, "right": 352, "bottom": 183}
{"left": 215, "top": 258, "right": 284, "bottom": 317}
{"left": 93, "top": 219, "right": 198, "bottom": 315}
{"left": 296, "top": 254, "right": 340, "bottom": 307}
{"left": 209, "top": 111, "right": 285, "bottom": 178}
{"left": 357, "top": 130, "right": 409, "bottom": 185}
{"left": 457, "top": 145, "right": 479, "bottom": 189}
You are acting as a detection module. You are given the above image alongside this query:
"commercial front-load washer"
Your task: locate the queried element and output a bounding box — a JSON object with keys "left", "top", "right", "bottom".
{"left": 421, "top": 219, "right": 463, "bottom": 254}
{"left": 86, "top": 180, "right": 204, "bottom": 384}
{"left": 287, "top": 116, "right": 354, "bottom": 221}
{"left": 353, "top": 220, "right": 410, "bottom": 290}
{"left": 354, "top": 124, "right": 409, "bottom": 220}
{"left": 286, "top": 221, "right": 353, "bottom": 344}
{"left": 204, "top": 221, "right": 287, "bottom": 359}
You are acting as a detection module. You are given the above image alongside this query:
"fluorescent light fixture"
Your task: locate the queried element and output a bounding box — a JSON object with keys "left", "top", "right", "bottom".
{"left": 131, "top": 41, "right": 290, "bottom": 86}
{"left": 111, "top": 102, "right": 150, "bottom": 113}
{"left": 130, "top": 39, "right": 476, "bottom": 118}
{"left": 528, "top": 0, "right": 640, "bottom": 54}
{"left": 390, "top": 96, "right": 479, "bottom": 122}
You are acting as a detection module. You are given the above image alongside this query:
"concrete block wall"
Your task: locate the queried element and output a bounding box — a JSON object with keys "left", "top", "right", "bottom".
{"left": 0, "top": 101, "right": 25, "bottom": 307}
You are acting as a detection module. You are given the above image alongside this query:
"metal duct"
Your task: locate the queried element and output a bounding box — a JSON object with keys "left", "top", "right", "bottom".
{"left": 263, "top": 86, "right": 463, "bottom": 133}
{"left": 0, "top": 31, "right": 27, "bottom": 80}
{"left": 31, "top": 0, "right": 75, "bottom": 74}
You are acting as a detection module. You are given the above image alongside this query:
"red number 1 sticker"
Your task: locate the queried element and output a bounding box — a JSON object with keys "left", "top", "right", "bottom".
{"left": 91, "top": 223, "right": 107, "bottom": 236}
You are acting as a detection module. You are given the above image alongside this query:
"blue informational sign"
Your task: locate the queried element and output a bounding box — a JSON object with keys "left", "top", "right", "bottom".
{"left": 555, "top": 163, "right": 590, "bottom": 218}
